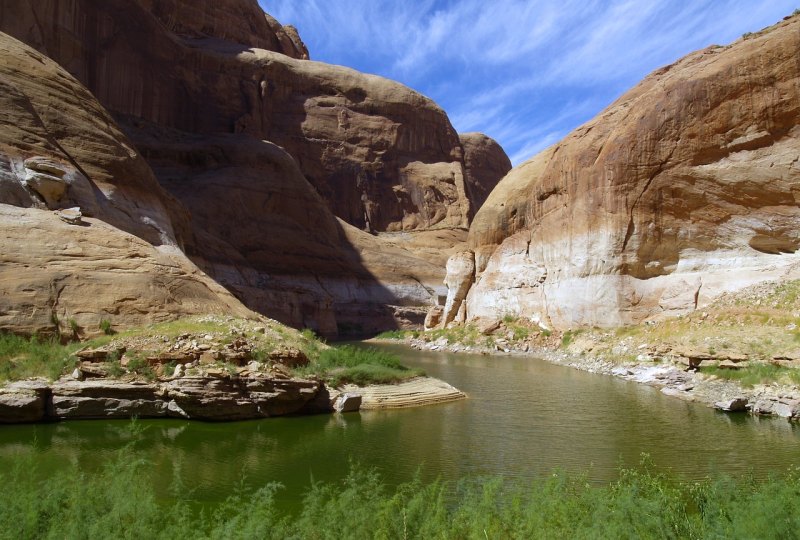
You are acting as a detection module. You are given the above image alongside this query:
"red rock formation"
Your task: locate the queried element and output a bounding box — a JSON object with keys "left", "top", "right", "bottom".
{"left": 0, "top": 0, "right": 509, "bottom": 336}
{"left": 463, "top": 15, "right": 800, "bottom": 329}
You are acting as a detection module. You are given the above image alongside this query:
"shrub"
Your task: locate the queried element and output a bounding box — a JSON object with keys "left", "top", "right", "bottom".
{"left": 305, "top": 345, "right": 423, "bottom": 386}
{"left": 3, "top": 449, "right": 800, "bottom": 539}
{"left": 99, "top": 319, "right": 114, "bottom": 335}
{"left": 0, "top": 332, "right": 81, "bottom": 381}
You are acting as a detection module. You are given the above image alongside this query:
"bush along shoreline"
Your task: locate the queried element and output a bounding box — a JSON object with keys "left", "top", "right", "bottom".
{"left": 0, "top": 316, "right": 464, "bottom": 423}
{"left": 2, "top": 447, "right": 799, "bottom": 540}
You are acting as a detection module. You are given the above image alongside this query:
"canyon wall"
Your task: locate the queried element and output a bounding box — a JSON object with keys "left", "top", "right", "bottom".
{"left": 0, "top": 0, "right": 509, "bottom": 337}
{"left": 0, "top": 33, "right": 254, "bottom": 336}
{"left": 447, "top": 16, "right": 800, "bottom": 329}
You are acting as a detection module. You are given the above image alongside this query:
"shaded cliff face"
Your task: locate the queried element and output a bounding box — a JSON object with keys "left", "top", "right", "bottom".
{"left": 458, "top": 16, "right": 800, "bottom": 329}
{"left": 459, "top": 132, "right": 512, "bottom": 220}
{"left": 0, "top": 0, "right": 503, "bottom": 234}
{"left": 0, "top": 32, "right": 255, "bottom": 335}
{"left": 0, "top": 0, "right": 509, "bottom": 336}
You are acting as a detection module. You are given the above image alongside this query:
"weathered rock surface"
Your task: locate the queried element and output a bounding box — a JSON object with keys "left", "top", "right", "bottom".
{"left": 0, "top": 380, "right": 50, "bottom": 423}
{"left": 0, "top": 204, "right": 253, "bottom": 336}
{"left": 0, "top": 31, "right": 257, "bottom": 335}
{"left": 0, "top": 0, "right": 507, "bottom": 235}
{"left": 463, "top": 16, "right": 800, "bottom": 328}
{"left": 442, "top": 251, "right": 476, "bottom": 327}
{"left": 330, "top": 377, "right": 467, "bottom": 410}
{"left": 459, "top": 133, "right": 512, "bottom": 219}
{"left": 0, "top": 0, "right": 510, "bottom": 336}
{"left": 1, "top": 374, "right": 467, "bottom": 422}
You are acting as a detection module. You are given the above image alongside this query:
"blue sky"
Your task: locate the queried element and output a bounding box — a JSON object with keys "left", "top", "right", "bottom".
{"left": 260, "top": 1, "right": 797, "bottom": 165}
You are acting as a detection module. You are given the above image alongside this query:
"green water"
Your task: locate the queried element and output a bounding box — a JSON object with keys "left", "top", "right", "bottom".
{"left": 1, "top": 343, "right": 799, "bottom": 512}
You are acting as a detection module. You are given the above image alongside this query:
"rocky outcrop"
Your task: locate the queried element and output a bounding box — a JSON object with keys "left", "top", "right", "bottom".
{"left": 329, "top": 377, "right": 467, "bottom": 410}
{"left": 0, "top": 204, "right": 253, "bottom": 336}
{"left": 0, "top": 33, "right": 255, "bottom": 335}
{"left": 442, "top": 251, "right": 476, "bottom": 326}
{"left": 0, "top": 374, "right": 467, "bottom": 422}
{"left": 463, "top": 15, "right": 800, "bottom": 329}
{"left": 140, "top": 0, "right": 309, "bottom": 59}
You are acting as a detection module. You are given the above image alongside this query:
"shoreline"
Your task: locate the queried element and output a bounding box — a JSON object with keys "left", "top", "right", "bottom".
{"left": 370, "top": 336, "right": 800, "bottom": 420}
{"left": 0, "top": 374, "right": 467, "bottom": 424}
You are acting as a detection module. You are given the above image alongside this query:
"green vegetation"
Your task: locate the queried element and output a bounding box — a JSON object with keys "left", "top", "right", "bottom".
{"left": 0, "top": 333, "right": 82, "bottom": 381}
{"left": 375, "top": 329, "right": 416, "bottom": 340}
{"left": 300, "top": 345, "right": 423, "bottom": 387}
{"left": 424, "top": 324, "right": 482, "bottom": 346}
{"left": 2, "top": 449, "right": 800, "bottom": 539}
{"left": 561, "top": 329, "right": 577, "bottom": 348}
{"left": 701, "top": 363, "right": 800, "bottom": 387}
{"left": 99, "top": 318, "right": 114, "bottom": 335}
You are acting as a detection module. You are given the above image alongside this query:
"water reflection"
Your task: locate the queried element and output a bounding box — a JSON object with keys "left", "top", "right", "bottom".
{"left": 1, "top": 344, "right": 799, "bottom": 510}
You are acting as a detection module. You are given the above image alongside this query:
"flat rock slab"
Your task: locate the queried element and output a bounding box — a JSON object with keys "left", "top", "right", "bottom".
{"left": 331, "top": 377, "right": 466, "bottom": 410}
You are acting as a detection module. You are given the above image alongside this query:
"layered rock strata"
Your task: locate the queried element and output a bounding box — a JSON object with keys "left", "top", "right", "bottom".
{"left": 454, "top": 16, "right": 800, "bottom": 329}
{"left": 0, "top": 0, "right": 510, "bottom": 336}
{"left": 0, "top": 33, "right": 254, "bottom": 335}
{"left": 0, "top": 374, "right": 467, "bottom": 423}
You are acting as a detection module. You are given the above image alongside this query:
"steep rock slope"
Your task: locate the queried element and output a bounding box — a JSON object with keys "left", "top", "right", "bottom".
{"left": 0, "top": 0, "right": 509, "bottom": 336}
{"left": 0, "top": 33, "right": 254, "bottom": 335}
{"left": 0, "top": 0, "right": 504, "bottom": 234}
{"left": 0, "top": 0, "right": 507, "bottom": 335}
{"left": 455, "top": 16, "right": 800, "bottom": 329}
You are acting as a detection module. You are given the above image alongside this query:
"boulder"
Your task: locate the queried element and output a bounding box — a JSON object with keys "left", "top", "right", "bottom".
{"left": 267, "top": 347, "right": 309, "bottom": 368}
{"left": 0, "top": 380, "right": 50, "bottom": 423}
{"left": 424, "top": 306, "right": 444, "bottom": 330}
{"left": 714, "top": 396, "right": 749, "bottom": 412}
{"left": 333, "top": 392, "right": 362, "bottom": 413}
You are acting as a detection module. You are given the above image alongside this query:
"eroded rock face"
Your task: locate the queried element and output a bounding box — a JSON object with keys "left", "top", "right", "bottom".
{"left": 0, "top": 0, "right": 509, "bottom": 336}
{"left": 442, "top": 251, "right": 476, "bottom": 327}
{"left": 467, "top": 16, "right": 800, "bottom": 328}
{"left": 0, "top": 32, "right": 256, "bottom": 335}
{"left": 460, "top": 133, "right": 512, "bottom": 220}
{"left": 0, "top": 204, "right": 253, "bottom": 336}
{"left": 0, "top": 0, "right": 495, "bottom": 234}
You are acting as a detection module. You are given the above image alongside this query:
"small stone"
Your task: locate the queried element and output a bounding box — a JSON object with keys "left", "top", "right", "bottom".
{"left": 71, "top": 368, "right": 84, "bottom": 380}
{"left": 55, "top": 207, "right": 82, "bottom": 225}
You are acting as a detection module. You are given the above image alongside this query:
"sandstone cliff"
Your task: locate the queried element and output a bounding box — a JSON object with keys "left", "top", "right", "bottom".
{"left": 450, "top": 15, "right": 800, "bottom": 329}
{"left": 0, "top": 0, "right": 509, "bottom": 337}
{"left": 0, "top": 33, "right": 254, "bottom": 335}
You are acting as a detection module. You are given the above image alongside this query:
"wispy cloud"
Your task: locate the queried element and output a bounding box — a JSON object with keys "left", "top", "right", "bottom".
{"left": 262, "top": 0, "right": 796, "bottom": 165}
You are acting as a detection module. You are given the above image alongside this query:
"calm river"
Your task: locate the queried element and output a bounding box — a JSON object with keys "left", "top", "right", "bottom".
{"left": 1, "top": 343, "right": 799, "bottom": 511}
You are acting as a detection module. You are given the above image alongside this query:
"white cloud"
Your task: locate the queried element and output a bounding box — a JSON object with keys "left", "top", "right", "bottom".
{"left": 262, "top": 0, "right": 797, "bottom": 165}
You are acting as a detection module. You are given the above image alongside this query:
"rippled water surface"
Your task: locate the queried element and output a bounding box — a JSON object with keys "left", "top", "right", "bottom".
{"left": 2, "top": 343, "right": 799, "bottom": 510}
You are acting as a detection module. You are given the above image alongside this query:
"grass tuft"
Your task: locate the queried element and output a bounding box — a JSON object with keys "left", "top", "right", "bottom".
{"left": 299, "top": 345, "right": 424, "bottom": 387}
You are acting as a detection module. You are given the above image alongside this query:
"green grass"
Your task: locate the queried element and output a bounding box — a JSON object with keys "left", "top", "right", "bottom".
{"left": 99, "top": 319, "right": 114, "bottom": 335}
{"left": 375, "top": 330, "right": 420, "bottom": 339}
{"left": 0, "top": 332, "right": 82, "bottom": 381}
{"left": 2, "top": 448, "right": 800, "bottom": 539}
{"left": 701, "top": 363, "right": 800, "bottom": 387}
{"left": 300, "top": 345, "right": 423, "bottom": 387}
